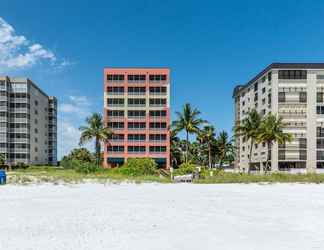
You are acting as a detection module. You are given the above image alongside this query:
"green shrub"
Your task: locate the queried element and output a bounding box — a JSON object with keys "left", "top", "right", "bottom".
{"left": 74, "top": 162, "right": 99, "bottom": 174}
{"left": 12, "top": 162, "right": 29, "bottom": 170}
{"left": 119, "top": 158, "right": 157, "bottom": 176}
{"left": 173, "top": 163, "right": 196, "bottom": 175}
{"left": 60, "top": 158, "right": 79, "bottom": 169}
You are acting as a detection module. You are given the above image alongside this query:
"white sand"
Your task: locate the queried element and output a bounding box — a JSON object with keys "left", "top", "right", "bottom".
{"left": 1, "top": 183, "right": 324, "bottom": 250}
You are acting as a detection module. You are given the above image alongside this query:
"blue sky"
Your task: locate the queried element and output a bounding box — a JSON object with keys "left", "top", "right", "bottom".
{"left": 1, "top": 0, "right": 324, "bottom": 159}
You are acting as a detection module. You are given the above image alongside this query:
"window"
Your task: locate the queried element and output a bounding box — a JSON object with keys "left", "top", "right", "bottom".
{"left": 242, "top": 101, "right": 245, "bottom": 106}
{"left": 149, "top": 134, "right": 167, "bottom": 141}
{"left": 278, "top": 92, "right": 286, "bottom": 103}
{"left": 317, "top": 151, "right": 324, "bottom": 161}
{"left": 317, "top": 127, "right": 324, "bottom": 137}
{"left": 107, "top": 98, "right": 124, "bottom": 106}
{"left": 299, "top": 92, "right": 307, "bottom": 103}
{"left": 268, "top": 72, "right": 272, "bottom": 81}
{"left": 149, "top": 87, "right": 167, "bottom": 94}
{"left": 107, "top": 110, "right": 124, "bottom": 117}
{"left": 128, "top": 98, "right": 146, "bottom": 106}
{"left": 128, "top": 122, "right": 146, "bottom": 129}
{"left": 278, "top": 70, "right": 307, "bottom": 80}
{"left": 149, "top": 75, "right": 167, "bottom": 81}
{"left": 128, "top": 146, "right": 146, "bottom": 153}
{"left": 107, "top": 145, "right": 124, "bottom": 152}
{"left": 35, "top": 100, "right": 38, "bottom": 106}
{"left": 128, "top": 134, "right": 146, "bottom": 141}
{"left": 299, "top": 138, "right": 307, "bottom": 148}
{"left": 149, "top": 98, "right": 166, "bottom": 106}
{"left": 317, "top": 75, "right": 324, "bottom": 80}
{"left": 149, "top": 110, "right": 167, "bottom": 117}
{"left": 317, "top": 106, "right": 324, "bottom": 115}
{"left": 149, "top": 146, "right": 166, "bottom": 152}
{"left": 107, "top": 74, "right": 124, "bottom": 81}
{"left": 128, "top": 110, "right": 146, "bottom": 117}
{"left": 149, "top": 122, "right": 167, "bottom": 129}
{"left": 262, "top": 76, "right": 266, "bottom": 83}
{"left": 107, "top": 86, "right": 124, "bottom": 94}
{"left": 128, "top": 75, "right": 146, "bottom": 81}
{"left": 254, "top": 83, "right": 258, "bottom": 92}
{"left": 317, "top": 92, "right": 323, "bottom": 103}
{"left": 128, "top": 87, "right": 145, "bottom": 95}
{"left": 268, "top": 93, "right": 272, "bottom": 105}
{"left": 262, "top": 98, "right": 266, "bottom": 105}
{"left": 107, "top": 122, "right": 124, "bottom": 129}
{"left": 108, "top": 134, "right": 124, "bottom": 141}
{"left": 254, "top": 96, "right": 258, "bottom": 104}
{"left": 262, "top": 87, "right": 266, "bottom": 94}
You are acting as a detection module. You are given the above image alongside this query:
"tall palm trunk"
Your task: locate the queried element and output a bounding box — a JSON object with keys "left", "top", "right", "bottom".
{"left": 95, "top": 136, "right": 101, "bottom": 166}
{"left": 265, "top": 141, "right": 271, "bottom": 174}
{"left": 185, "top": 130, "right": 189, "bottom": 163}
{"left": 248, "top": 139, "right": 254, "bottom": 174}
{"left": 208, "top": 143, "right": 212, "bottom": 169}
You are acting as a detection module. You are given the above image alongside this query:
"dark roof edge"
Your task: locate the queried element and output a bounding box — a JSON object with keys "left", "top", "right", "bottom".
{"left": 104, "top": 67, "right": 170, "bottom": 69}
{"left": 233, "top": 63, "right": 324, "bottom": 97}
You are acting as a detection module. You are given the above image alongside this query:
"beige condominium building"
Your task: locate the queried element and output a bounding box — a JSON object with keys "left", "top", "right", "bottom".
{"left": 0, "top": 76, "right": 57, "bottom": 165}
{"left": 233, "top": 63, "right": 324, "bottom": 173}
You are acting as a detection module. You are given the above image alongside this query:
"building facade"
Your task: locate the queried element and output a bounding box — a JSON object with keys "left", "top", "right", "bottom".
{"left": 103, "top": 68, "right": 170, "bottom": 169}
{"left": 233, "top": 63, "right": 324, "bottom": 173}
{"left": 0, "top": 76, "right": 57, "bottom": 165}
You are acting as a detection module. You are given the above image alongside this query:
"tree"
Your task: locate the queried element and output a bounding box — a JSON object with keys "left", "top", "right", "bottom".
{"left": 79, "top": 113, "right": 113, "bottom": 166}
{"left": 170, "top": 129, "right": 182, "bottom": 168}
{"left": 257, "top": 114, "right": 292, "bottom": 173}
{"left": 197, "top": 125, "right": 216, "bottom": 168}
{"left": 0, "top": 153, "right": 5, "bottom": 168}
{"left": 235, "top": 109, "right": 262, "bottom": 173}
{"left": 216, "top": 131, "right": 235, "bottom": 168}
{"left": 172, "top": 103, "right": 205, "bottom": 163}
{"left": 64, "top": 148, "right": 94, "bottom": 162}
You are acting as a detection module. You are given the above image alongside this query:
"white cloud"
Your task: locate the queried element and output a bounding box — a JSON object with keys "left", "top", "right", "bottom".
{"left": 58, "top": 95, "right": 94, "bottom": 158}
{"left": 59, "top": 95, "right": 92, "bottom": 119}
{"left": 0, "top": 17, "right": 59, "bottom": 70}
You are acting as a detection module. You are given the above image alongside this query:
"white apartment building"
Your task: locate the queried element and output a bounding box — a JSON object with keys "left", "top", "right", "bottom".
{"left": 233, "top": 63, "right": 324, "bottom": 173}
{"left": 0, "top": 76, "right": 57, "bottom": 165}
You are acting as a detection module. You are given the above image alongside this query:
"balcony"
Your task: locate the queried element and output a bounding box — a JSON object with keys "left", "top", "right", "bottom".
{"left": 106, "top": 92, "right": 125, "bottom": 96}
{"left": 128, "top": 104, "right": 146, "bottom": 108}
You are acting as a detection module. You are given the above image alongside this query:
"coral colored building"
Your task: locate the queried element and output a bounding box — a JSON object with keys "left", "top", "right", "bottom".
{"left": 103, "top": 68, "right": 170, "bottom": 169}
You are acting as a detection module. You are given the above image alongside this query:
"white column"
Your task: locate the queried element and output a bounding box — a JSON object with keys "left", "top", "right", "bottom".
{"left": 306, "top": 71, "right": 317, "bottom": 173}
{"left": 271, "top": 70, "right": 279, "bottom": 172}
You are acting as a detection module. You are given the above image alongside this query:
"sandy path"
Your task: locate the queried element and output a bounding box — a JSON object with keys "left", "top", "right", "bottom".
{"left": 1, "top": 183, "right": 324, "bottom": 250}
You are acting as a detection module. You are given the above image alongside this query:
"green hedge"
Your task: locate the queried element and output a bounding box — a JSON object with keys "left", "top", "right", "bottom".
{"left": 119, "top": 158, "right": 157, "bottom": 176}
{"left": 173, "top": 163, "right": 196, "bottom": 175}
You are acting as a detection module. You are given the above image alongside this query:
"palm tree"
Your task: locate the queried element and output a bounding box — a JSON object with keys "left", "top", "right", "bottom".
{"left": 79, "top": 113, "right": 113, "bottom": 166}
{"left": 198, "top": 125, "right": 216, "bottom": 168}
{"left": 170, "top": 129, "right": 182, "bottom": 168}
{"left": 235, "top": 109, "right": 262, "bottom": 173}
{"left": 216, "top": 131, "right": 235, "bottom": 168}
{"left": 257, "top": 114, "right": 292, "bottom": 173}
{"left": 172, "top": 103, "right": 205, "bottom": 163}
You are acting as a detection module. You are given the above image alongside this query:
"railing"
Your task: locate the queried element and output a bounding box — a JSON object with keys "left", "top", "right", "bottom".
{"left": 106, "top": 92, "right": 125, "bottom": 96}
{"left": 128, "top": 104, "right": 146, "bottom": 107}
{"left": 149, "top": 80, "right": 167, "bottom": 84}
{"left": 106, "top": 104, "right": 125, "bottom": 107}
{"left": 127, "top": 92, "right": 146, "bottom": 96}
{"left": 128, "top": 116, "right": 146, "bottom": 120}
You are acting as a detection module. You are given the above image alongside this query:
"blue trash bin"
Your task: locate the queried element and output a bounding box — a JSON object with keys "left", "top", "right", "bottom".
{"left": 0, "top": 170, "right": 6, "bottom": 185}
